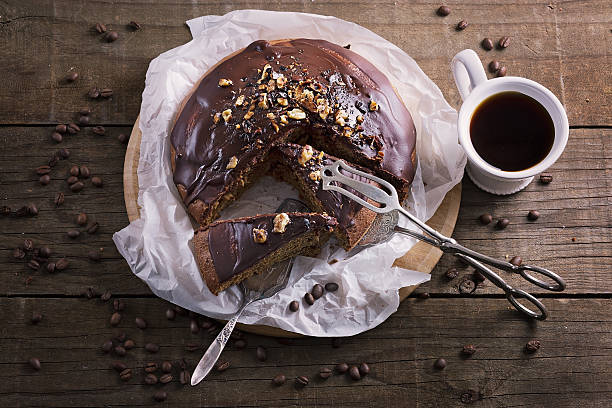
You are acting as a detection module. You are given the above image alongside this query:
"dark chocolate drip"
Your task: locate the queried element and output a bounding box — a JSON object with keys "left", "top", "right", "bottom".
{"left": 170, "top": 39, "right": 416, "bottom": 208}
{"left": 207, "top": 213, "right": 335, "bottom": 283}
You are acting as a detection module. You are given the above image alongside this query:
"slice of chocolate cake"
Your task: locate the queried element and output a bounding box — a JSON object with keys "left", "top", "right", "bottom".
{"left": 271, "top": 143, "right": 377, "bottom": 250}
{"left": 193, "top": 212, "right": 337, "bottom": 295}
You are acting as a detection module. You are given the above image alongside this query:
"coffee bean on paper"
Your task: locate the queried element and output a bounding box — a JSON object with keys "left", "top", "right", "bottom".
{"left": 256, "top": 346, "right": 267, "bottom": 362}
{"left": 272, "top": 374, "right": 286, "bottom": 385}
{"left": 436, "top": 5, "right": 451, "bottom": 16}
{"left": 527, "top": 210, "right": 540, "bottom": 220}
{"left": 304, "top": 292, "right": 315, "bottom": 305}
{"left": 311, "top": 283, "right": 324, "bottom": 299}
{"left": 498, "top": 36, "right": 511, "bottom": 49}
{"left": 289, "top": 300, "right": 299, "bottom": 312}
{"left": 349, "top": 366, "right": 361, "bottom": 380}
{"left": 325, "top": 282, "right": 339, "bottom": 292}
{"left": 434, "top": 358, "right": 447, "bottom": 369}
{"left": 481, "top": 38, "right": 494, "bottom": 51}
{"left": 539, "top": 174, "right": 553, "bottom": 184}
{"left": 496, "top": 218, "right": 510, "bottom": 229}
{"left": 456, "top": 20, "right": 468, "bottom": 30}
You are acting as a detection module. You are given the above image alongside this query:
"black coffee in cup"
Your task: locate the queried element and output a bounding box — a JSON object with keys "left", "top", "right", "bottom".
{"left": 470, "top": 91, "right": 555, "bottom": 171}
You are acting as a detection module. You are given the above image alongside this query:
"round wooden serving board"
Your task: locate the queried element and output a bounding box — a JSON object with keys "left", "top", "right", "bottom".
{"left": 124, "top": 116, "right": 462, "bottom": 337}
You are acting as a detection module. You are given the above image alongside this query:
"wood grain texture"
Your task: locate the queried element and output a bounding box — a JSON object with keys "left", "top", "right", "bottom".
{"left": 0, "top": 0, "right": 610, "bottom": 126}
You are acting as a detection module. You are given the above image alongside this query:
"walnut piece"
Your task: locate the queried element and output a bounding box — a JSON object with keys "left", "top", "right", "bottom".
{"left": 369, "top": 101, "right": 379, "bottom": 111}
{"left": 288, "top": 108, "right": 306, "bottom": 120}
{"left": 356, "top": 114, "right": 364, "bottom": 123}
{"left": 280, "top": 115, "right": 288, "bottom": 125}
{"left": 235, "top": 95, "right": 245, "bottom": 106}
{"left": 252, "top": 228, "right": 268, "bottom": 244}
{"left": 277, "top": 97, "right": 289, "bottom": 106}
{"left": 309, "top": 170, "right": 321, "bottom": 182}
{"left": 273, "top": 213, "right": 291, "bottom": 233}
{"left": 221, "top": 109, "right": 232, "bottom": 123}
{"left": 226, "top": 156, "right": 238, "bottom": 169}
{"left": 257, "top": 94, "right": 269, "bottom": 109}
{"left": 218, "top": 78, "right": 233, "bottom": 87}
{"left": 276, "top": 75, "right": 287, "bottom": 88}
{"left": 213, "top": 112, "right": 221, "bottom": 124}
{"left": 266, "top": 113, "right": 276, "bottom": 120}
{"left": 298, "top": 145, "right": 314, "bottom": 166}
{"left": 244, "top": 111, "right": 254, "bottom": 120}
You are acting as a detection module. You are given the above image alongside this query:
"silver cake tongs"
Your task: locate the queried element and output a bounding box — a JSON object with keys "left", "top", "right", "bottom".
{"left": 321, "top": 160, "right": 566, "bottom": 320}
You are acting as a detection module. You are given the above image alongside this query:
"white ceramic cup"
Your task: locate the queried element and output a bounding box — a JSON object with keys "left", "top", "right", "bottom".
{"left": 451, "top": 49, "right": 569, "bottom": 195}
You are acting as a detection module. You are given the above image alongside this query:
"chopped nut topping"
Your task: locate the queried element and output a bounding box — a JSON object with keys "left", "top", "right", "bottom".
{"left": 369, "top": 101, "right": 379, "bottom": 111}
{"left": 317, "top": 151, "right": 324, "bottom": 160}
{"left": 252, "top": 228, "right": 268, "bottom": 244}
{"left": 343, "top": 127, "right": 354, "bottom": 138}
{"left": 277, "top": 97, "right": 289, "bottom": 106}
{"left": 218, "top": 78, "right": 233, "bottom": 87}
{"left": 257, "top": 94, "right": 269, "bottom": 109}
{"left": 267, "top": 113, "right": 276, "bottom": 120}
{"left": 276, "top": 75, "right": 287, "bottom": 88}
{"left": 260, "top": 64, "right": 272, "bottom": 82}
{"left": 298, "top": 145, "right": 314, "bottom": 166}
{"left": 266, "top": 79, "right": 276, "bottom": 92}
{"left": 235, "top": 95, "right": 245, "bottom": 106}
{"left": 288, "top": 108, "right": 306, "bottom": 120}
{"left": 356, "top": 114, "right": 364, "bottom": 123}
{"left": 213, "top": 112, "right": 221, "bottom": 124}
{"left": 309, "top": 170, "right": 321, "bottom": 182}
{"left": 226, "top": 156, "right": 238, "bottom": 169}
{"left": 235, "top": 124, "right": 241, "bottom": 129}
{"left": 244, "top": 111, "right": 254, "bottom": 120}
{"left": 335, "top": 110, "right": 348, "bottom": 126}
{"left": 280, "top": 115, "right": 288, "bottom": 125}
{"left": 271, "top": 121, "right": 279, "bottom": 133}
{"left": 273, "top": 213, "right": 291, "bottom": 233}
{"left": 316, "top": 98, "right": 332, "bottom": 120}
{"left": 222, "top": 109, "right": 232, "bottom": 123}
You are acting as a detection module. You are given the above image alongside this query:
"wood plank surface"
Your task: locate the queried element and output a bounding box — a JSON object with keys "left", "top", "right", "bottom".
{"left": 1, "top": 297, "right": 611, "bottom": 407}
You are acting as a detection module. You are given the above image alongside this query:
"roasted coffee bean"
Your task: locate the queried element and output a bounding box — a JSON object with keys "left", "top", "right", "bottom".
{"left": 112, "top": 361, "right": 127, "bottom": 372}
{"left": 79, "top": 166, "right": 90, "bottom": 179}
{"left": 159, "top": 373, "right": 173, "bottom": 384}
{"left": 67, "top": 176, "right": 78, "bottom": 185}
{"left": 479, "top": 213, "right": 493, "bottom": 225}
{"left": 481, "top": 37, "right": 494, "bottom": 51}
{"left": 525, "top": 339, "right": 541, "bottom": 353}
{"left": 445, "top": 267, "right": 459, "bottom": 280}
{"left": 56, "top": 124, "right": 67, "bottom": 133}
{"left": 48, "top": 154, "right": 59, "bottom": 167}
{"left": 496, "top": 66, "right": 507, "bottom": 77}
{"left": 76, "top": 212, "right": 87, "bottom": 225}
{"left": 65, "top": 72, "right": 79, "bottom": 82}
{"left": 95, "top": 22, "right": 107, "bottom": 33}
{"left": 101, "top": 339, "right": 113, "bottom": 353}
{"left": 84, "top": 286, "right": 96, "bottom": 299}
{"left": 56, "top": 258, "right": 69, "bottom": 270}
{"left": 79, "top": 107, "right": 91, "bottom": 115}
{"left": 459, "top": 278, "right": 476, "bottom": 294}
{"left": 27, "top": 259, "right": 40, "bottom": 270}
{"left": 124, "top": 339, "right": 135, "bottom": 350}
{"left": 87, "top": 222, "right": 99, "bottom": 234}
{"left": 110, "top": 312, "right": 122, "bottom": 326}
{"left": 114, "top": 345, "right": 126, "bottom": 357}
{"left": 145, "top": 362, "right": 158, "bottom": 373}
{"left": 527, "top": 210, "right": 540, "bottom": 220}
{"left": 92, "top": 126, "right": 105, "bottom": 136}
{"left": 456, "top": 20, "right": 468, "bottom": 30}
{"left": 496, "top": 218, "right": 510, "bottom": 229}
{"left": 304, "top": 292, "right": 315, "bottom": 305}
{"left": 119, "top": 368, "right": 132, "bottom": 381}
{"left": 165, "top": 308, "right": 176, "bottom": 320}
{"left": 272, "top": 374, "right": 286, "bottom": 385}
{"left": 234, "top": 339, "right": 247, "bottom": 350}
{"left": 101, "top": 290, "right": 112, "bottom": 301}
{"left": 23, "top": 238, "right": 34, "bottom": 251}
{"left": 46, "top": 262, "right": 56, "bottom": 273}
{"left": 153, "top": 391, "right": 167, "bottom": 402}
{"left": 417, "top": 292, "right": 430, "bottom": 299}
{"left": 498, "top": 36, "right": 511, "bottom": 49}
{"left": 99, "top": 88, "right": 113, "bottom": 98}
{"left": 114, "top": 299, "right": 126, "bottom": 311}
{"left": 118, "top": 133, "right": 129, "bottom": 144}
{"left": 15, "top": 206, "right": 28, "bottom": 217}
{"left": 135, "top": 317, "right": 147, "bottom": 329}
{"left": 332, "top": 337, "right": 343, "bottom": 348}
{"left": 434, "top": 358, "right": 447, "bottom": 369}
{"left": 462, "top": 344, "right": 477, "bottom": 356}
{"left": 472, "top": 270, "right": 486, "bottom": 283}
{"left": 58, "top": 148, "right": 70, "bottom": 159}
{"left": 36, "top": 165, "right": 51, "bottom": 175}
{"left": 510, "top": 256, "right": 522, "bottom": 266}
{"left": 335, "top": 362, "right": 349, "bottom": 373}
{"left": 51, "top": 132, "right": 63, "bottom": 143}
{"left": 67, "top": 230, "right": 80, "bottom": 239}
{"left": 539, "top": 174, "right": 553, "bottom": 184}
{"left": 29, "top": 357, "right": 41, "bottom": 371}
{"left": 325, "top": 282, "right": 339, "bottom": 292}
{"left": 39, "top": 175, "right": 50, "bottom": 185}
{"left": 145, "top": 373, "right": 158, "bottom": 385}
{"left": 70, "top": 181, "right": 85, "bottom": 192}
{"left": 311, "top": 283, "right": 324, "bottom": 299}
{"left": 461, "top": 389, "right": 480, "bottom": 404}
{"left": 359, "top": 362, "right": 370, "bottom": 376}
{"left": 13, "top": 248, "right": 25, "bottom": 259}
{"left": 256, "top": 346, "right": 267, "bottom": 361}
{"left": 39, "top": 246, "right": 51, "bottom": 258}
{"left": 104, "top": 31, "right": 118, "bottom": 42}
{"left": 319, "top": 367, "right": 332, "bottom": 379}
{"left": 1, "top": 206, "right": 10, "bottom": 216}
{"left": 349, "top": 365, "right": 361, "bottom": 380}
{"left": 88, "top": 88, "right": 100, "bottom": 99}
{"left": 216, "top": 361, "right": 230, "bottom": 372}
{"left": 295, "top": 375, "right": 309, "bottom": 386}
{"left": 91, "top": 176, "right": 103, "bottom": 187}
{"left": 78, "top": 115, "right": 89, "bottom": 125}
{"left": 31, "top": 311, "right": 43, "bottom": 324}
{"left": 288, "top": 300, "right": 300, "bottom": 312}
{"left": 436, "top": 5, "right": 451, "bottom": 16}
{"left": 145, "top": 343, "right": 160, "bottom": 353}
{"left": 68, "top": 122, "right": 80, "bottom": 133}
{"left": 128, "top": 21, "right": 142, "bottom": 30}
{"left": 489, "top": 60, "right": 501, "bottom": 73}
{"left": 190, "top": 319, "right": 199, "bottom": 334}
{"left": 54, "top": 192, "right": 65, "bottom": 207}
{"left": 161, "top": 361, "right": 172, "bottom": 373}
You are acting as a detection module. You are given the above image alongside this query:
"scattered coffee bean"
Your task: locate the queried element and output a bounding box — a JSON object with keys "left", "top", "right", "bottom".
{"left": 161, "top": 361, "right": 172, "bottom": 373}
{"left": 472, "top": 270, "right": 486, "bottom": 283}
{"left": 488, "top": 60, "right": 501, "bottom": 73}
{"left": 114, "top": 345, "right": 126, "bottom": 357}
{"left": 13, "top": 248, "right": 25, "bottom": 259}
{"left": 498, "top": 36, "right": 511, "bottom": 49}
{"left": 540, "top": 174, "right": 553, "bottom": 184}
{"left": 234, "top": 339, "right": 247, "bottom": 349}
{"left": 479, "top": 213, "right": 493, "bottom": 225}
{"left": 319, "top": 367, "right": 332, "bottom": 379}
{"left": 54, "top": 192, "right": 65, "bottom": 207}
{"left": 153, "top": 391, "right": 167, "bottom": 402}
{"left": 496, "top": 66, "right": 507, "bottom": 77}
{"left": 525, "top": 339, "right": 541, "bottom": 353}
{"left": 459, "top": 278, "right": 477, "bottom": 294}
{"left": 104, "top": 31, "right": 119, "bottom": 42}
{"left": 434, "top": 358, "right": 447, "bottom": 369}
{"left": 70, "top": 181, "right": 85, "bottom": 192}
{"left": 456, "top": 20, "right": 468, "bottom": 30}
{"left": 67, "top": 230, "right": 80, "bottom": 239}
{"left": 527, "top": 210, "right": 540, "bottom": 220}
{"left": 481, "top": 38, "right": 494, "bottom": 51}
{"left": 79, "top": 166, "right": 91, "bottom": 178}
{"left": 36, "top": 165, "right": 51, "bottom": 175}
{"left": 15, "top": 206, "right": 29, "bottom": 217}
{"left": 58, "top": 148, "right": 70, "bottom": 159}
{"left": 26, "top": 203, "right": 38, "bottom": 217}
{"left": 101, "top": 290, "right": 112, "bottom": 301}
{"left": 436, "top": 5, "right": 451, "bottom": 16}
{"left": 159, "top": 373, "right": 173, "bottom": 384}
{"left": 216, "top": 360, "right": 230, "bottom": 372}
{"left": 496, "top": 218, "right": 510, "bottom": 229}
{"left": 39, "top": 246, "right": 51, "bottom": 258}
{"left": 123, "top": 340, "right": 136, "bottom": 352}
{"left": 114, "top": 299, "right": 126, "bottom": 311}
{"left": 256, "top": 346, "right": 267, "bottom": 362}
{"left": 190, "top": 319, "right": 199, "bottom": 334}
{"left": 135, "top": 317, "right": 147, "bottom": 329}
{"left": 39, "top": 175, "right": 50, "bottom": 185}
{"left": 51, "top": 132, "right": 63, "bottom": 143}
{"left": 272, "top": 374, "right": 286, "bottom": 385}
{"left": 461, "top": 389, "right": 480, "bottom": 404}
{"left": 56, "top": 124, "right": 67, "bottom": 133}
{"left": 145, "top": 362, "right": 158, "bottom": 373}
{"left": 95, "top": 22, "right": 107, "bottom": 33}
{"left": 145, "top": 373, "right": 158, "bottom": 385}
{"left": 27, "top": 259, "right": 40, "bottom": 270}
{"left": 335, "top": 362, "right": 349, "bottom": 373}
{"left": 349, "top": 365, "right": 361, "bottom": 380}
{"left": 79, "top": 107, "right": 91, "bottom": 115}
{"left": 359, "top": 362, "right": 370, "bottom": 376}
{"left": 31, "top": 311, "right": 43, "bottom": 324}
{"left": 119, "top": 368, "right": 132, "bottom": 381}
{"left": 462, "top": 344, "right": 477, "bottom": 356}
{"left": 23, "top": 239, "right": 34, "bottom": 251}
{"left": 102, "top": 339, "right": 113, "bottom": 353}
{"left": 311, "top": 283, "right": 324, "bottom": 299}
{"left": 325, "top": 282, "right": 339, "bottom": 292}
{"left": 29, "top": 357, "right": 41, "bottom": 371}
{"left": 67, "top": 176, "right": 78, "bottom": 185}
{"left": 87, "top": 222, "right": 99, "bottom": 234}
{"left": 445, "top": 267, "right": 459, "bottom": 280}
{"left": 88, "top": 88, "right": 100, "bottom": 99}
{"left": 46, "top": 262, "right": 56, "bottom": 273}
{"left": 118, "top": 133, "right": 129, "bottom": 144}
{"left": 128, "top": 21, "right": 142, "bottom": 30}
{"left": 92, "top": 126, "right": 105, "bottom": 136}
{"left": 68, "top": 123, "right": 80, "bottom": 133}
{"left": 91, "top": 176, "right": 103, "bottom": 187}
{"left": 295, "top": 375, "right": 309, "bottom": 386}
{"left": 78, "top": 115, "right": 89, "bottom": 125}
{"left": 99, "top": 88, "right": 113, "bottom": 98}
{"left": 76, "top": 212, "right": 87, "bottom": 225}
{"left": 165, "top": 308, "right": 176, "bottom": 320}
{"left": 417, "top": 292, "right": 430, "bottom": 299}
{"left": 65, "top": 72, "right": 79, "bottom": 82}
{"left": 510, "top": 256, "right": 522, "bottom": 266}
{"left": 304, "top": 292, "right": 315, "bottom": 305}
{"left": 289, "top": 300, "right": 299, "bottom": 312}
{"left": 110, "top": 312, "right": 122, "bottom": 326}
{"left": 112, "top": 361, "right": 127, "bottom": 372}
{"left": 179, "top": 370, "right": 191, "bottom": 385}
{"left": 84, "top": 287, "right": 96, "bottom": 299}
{"left": 145, "top": 343, "right": 160, "bottom": 353}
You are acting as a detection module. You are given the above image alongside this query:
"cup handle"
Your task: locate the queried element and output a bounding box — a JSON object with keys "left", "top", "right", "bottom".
{"left": 451, "top": 49, "right": 488, "bottom": 101}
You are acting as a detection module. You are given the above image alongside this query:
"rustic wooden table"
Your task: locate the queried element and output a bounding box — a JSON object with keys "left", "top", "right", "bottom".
{"left": 1, "top": 1, "right": 610, "bottom": 407}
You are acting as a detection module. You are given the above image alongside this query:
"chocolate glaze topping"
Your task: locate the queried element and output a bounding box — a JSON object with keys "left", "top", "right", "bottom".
{"left": 207, "top": 213, "right": 336, "bottom": 283}
{"left": 171, "top": 39, "right": 416, "bottom": 210}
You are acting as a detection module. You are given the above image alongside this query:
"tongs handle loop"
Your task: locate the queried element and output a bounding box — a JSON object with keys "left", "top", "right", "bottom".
{"left": 517, "top": 264, "right": 566, "bottom": 292}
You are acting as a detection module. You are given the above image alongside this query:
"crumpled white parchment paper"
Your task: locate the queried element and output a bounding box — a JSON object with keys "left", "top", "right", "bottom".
{"left": 113, "top": 10, "right": 466, "bottom": 337}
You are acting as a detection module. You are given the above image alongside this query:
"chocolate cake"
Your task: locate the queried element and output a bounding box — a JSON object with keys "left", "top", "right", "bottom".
{"left": 193, "top": 212, "right": 337, "bottom": 295}
{"left": 170, "top": 38, "right": 418, "bottom": 294}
